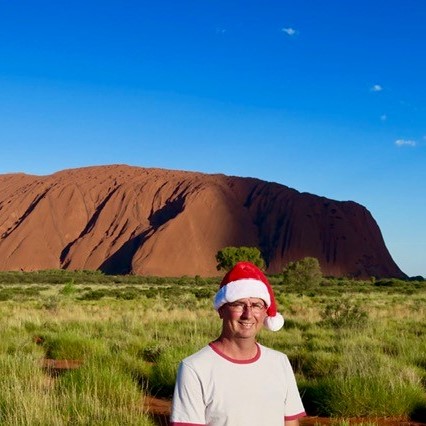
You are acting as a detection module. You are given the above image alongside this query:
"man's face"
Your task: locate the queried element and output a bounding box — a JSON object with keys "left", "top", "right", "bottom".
{"left": 218, "top": 298, "right": 267, "bottom": 340}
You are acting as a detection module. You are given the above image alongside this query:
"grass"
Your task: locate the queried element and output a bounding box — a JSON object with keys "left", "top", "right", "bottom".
{"left": 0, "top": 353, "right": 153, "bottom": 425}
{"left": 0, "top": 272, "right": 425, "bottom": 424}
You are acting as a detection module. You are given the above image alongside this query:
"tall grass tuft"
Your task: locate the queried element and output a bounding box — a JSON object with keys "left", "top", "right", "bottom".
{"left": 0, "top": 353, "right": 57, "bottom": 425}
{"left": 302, "top": 345, "right": 426, "bottom": 417}
{"left": 56, "top": 355, "right": 154, "bottom": 425}
{"left": 0, "top": 352, "right": 155, "bottom": 425}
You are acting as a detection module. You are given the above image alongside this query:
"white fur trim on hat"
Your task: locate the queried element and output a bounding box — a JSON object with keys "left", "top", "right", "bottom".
{"left": 213, "top": 278, "right": 271, "bottom": 310}
{"left": 264, "top": 313, "right": 285, "bottom": 331}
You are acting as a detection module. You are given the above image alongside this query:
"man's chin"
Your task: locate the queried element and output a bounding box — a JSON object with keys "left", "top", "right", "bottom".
{"left": 235, "top": 328, "right": 258, "bottom": 338}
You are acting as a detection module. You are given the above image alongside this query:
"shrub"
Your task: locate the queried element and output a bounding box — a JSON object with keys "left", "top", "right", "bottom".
{"left": 59, "top": 280, "right": 77, "bottom": 296}
{"left": 0, "top": 289, "right": 14, "bottom": 301}
{"left": 215, "top": 246, "right": 265, "bottom": 271}
{"left": 192, "top": 287, "right": 215, "bottom": 299}
{"left": 320, "top": 297, "right": 368, "bottom": 328}
{"left": 141, "top": 344, "right": 164, "bottom": 363}
{"left": 78, "top": 289, "right": 108, "bottom": 301}
{"left": 41, "top": 295, "right": 60, "bottom": 311}
{"left": 282, "top": 257, "right": 323, "bottom": 290}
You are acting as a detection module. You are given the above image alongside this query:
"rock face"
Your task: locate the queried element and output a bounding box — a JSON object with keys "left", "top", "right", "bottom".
{"left": 0, "top": 165, "right": 406, "bottom": 278}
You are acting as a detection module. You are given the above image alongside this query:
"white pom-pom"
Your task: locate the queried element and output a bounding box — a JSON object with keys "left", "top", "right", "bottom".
{"left": 264, "top": 313, "right": 285, "bottom": 331}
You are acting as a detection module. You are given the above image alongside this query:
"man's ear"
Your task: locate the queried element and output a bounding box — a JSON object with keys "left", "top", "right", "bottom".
{"left": 218, "top": 306, "right": 224, "bottom": 319}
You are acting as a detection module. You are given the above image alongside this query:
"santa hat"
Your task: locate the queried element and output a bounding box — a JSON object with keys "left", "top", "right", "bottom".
{"left": 214, "top": 261, "right": 284, "bottom": 331}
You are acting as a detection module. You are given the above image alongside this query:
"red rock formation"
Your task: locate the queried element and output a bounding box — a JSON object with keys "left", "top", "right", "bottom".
{"left": 0, "top": 165, "right": 406, "bottom": 278}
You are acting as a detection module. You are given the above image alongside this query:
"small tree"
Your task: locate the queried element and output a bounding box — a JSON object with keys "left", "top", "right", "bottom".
{"left": 282, "top": 257, "right": 322, "bottom": 289}
{"left": 215, "top": 247, "right": 265, "bottom": 271}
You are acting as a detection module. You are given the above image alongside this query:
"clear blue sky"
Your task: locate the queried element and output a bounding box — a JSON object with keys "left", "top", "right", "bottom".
{"left": 1, "top": 0, "right": 425, "bottom": 277}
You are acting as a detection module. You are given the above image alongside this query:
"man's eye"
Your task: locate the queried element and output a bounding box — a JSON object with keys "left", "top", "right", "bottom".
{"left": 253, "top": 303, "right": 265, "bottom": 309}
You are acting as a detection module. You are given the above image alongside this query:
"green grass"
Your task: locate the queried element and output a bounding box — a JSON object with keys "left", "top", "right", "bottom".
{"left": 0, "top": 272, "right": 425, "bottom": 424}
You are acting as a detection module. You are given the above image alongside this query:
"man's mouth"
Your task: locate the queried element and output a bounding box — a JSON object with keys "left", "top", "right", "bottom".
{"left": 239, "top": 322, "right": 254, "bottom": 328}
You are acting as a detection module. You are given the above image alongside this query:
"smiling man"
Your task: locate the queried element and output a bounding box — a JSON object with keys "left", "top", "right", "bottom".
{"left": 170, "top": 261, "right": 306, "bottom": 426}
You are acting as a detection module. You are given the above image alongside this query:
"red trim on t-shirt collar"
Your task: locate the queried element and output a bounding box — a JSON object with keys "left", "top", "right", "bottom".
{"left": 169, "top": 422, "right": 206, "bottom": 426}
{"left": 285, "top": 411, "right": 307, "bottom": 420}
{"left": 208, "top": 342, "right": 261, "bottom": 364}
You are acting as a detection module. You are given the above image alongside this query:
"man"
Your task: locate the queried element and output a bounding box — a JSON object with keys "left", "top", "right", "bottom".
{"left": 170, "top": 261, "right": 306, "bottom": 425}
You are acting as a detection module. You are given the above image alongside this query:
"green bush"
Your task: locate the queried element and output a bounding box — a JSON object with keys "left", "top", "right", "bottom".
{"left": 59, "top": 280, "right": 77, "bottom": 296}
{"left": 78, "top": 289, "right": 109, "bottom": 301}
{"left": 282, "top": 257, "right": 323, "bottom": 289}
{"left": 320, "top": 297, "right": 368, "bottom": 328}
{"left": 215, "top": 246, "right": 265, "bottom": 271}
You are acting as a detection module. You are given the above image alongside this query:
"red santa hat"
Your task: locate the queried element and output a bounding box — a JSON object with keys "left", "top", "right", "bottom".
{"left": 214, "top": 261, "right": 284, "bottom": 331}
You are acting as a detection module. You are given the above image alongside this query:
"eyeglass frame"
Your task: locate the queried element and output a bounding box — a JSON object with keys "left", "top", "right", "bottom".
{"left": 226, "top": 300, "right": 267, "bottom": 314}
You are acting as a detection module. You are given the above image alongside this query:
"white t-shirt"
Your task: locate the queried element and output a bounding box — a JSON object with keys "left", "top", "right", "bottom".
{"left": 170, "top": 342, "right": 306, "bottom": 426}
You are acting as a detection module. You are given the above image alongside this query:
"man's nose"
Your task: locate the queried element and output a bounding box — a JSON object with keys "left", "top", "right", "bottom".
{"left": 240, "top": 305, "right": 254, "bottom": 317}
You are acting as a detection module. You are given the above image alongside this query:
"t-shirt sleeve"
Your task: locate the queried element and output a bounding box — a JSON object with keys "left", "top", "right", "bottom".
{"left": 283, "top": 355, "right": 306, "bottom": 420}
{"left": 170, "top": 360, "right": 207, "bottom": 426}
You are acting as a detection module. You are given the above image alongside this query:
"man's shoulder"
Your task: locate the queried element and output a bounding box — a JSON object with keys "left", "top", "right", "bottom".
{"left": 181, "top": 344, "right": 214, "bottom": 367}
{"left": 258, "top": 344, "right": 290, "bottom": 361}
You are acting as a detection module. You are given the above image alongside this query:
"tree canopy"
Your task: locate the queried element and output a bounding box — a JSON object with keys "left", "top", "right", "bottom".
{"left": 215, "top": 246, "right": 265, "bottom": 271}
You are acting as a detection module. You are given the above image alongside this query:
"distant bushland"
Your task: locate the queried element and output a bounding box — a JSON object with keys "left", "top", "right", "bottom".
{"left": 0, "top": 271, "right": 425, "bottom": 424}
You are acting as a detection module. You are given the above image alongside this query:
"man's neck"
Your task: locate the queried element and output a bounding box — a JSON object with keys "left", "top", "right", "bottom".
{"left": 213, "top": 336, "right": 258, "bottom": 360}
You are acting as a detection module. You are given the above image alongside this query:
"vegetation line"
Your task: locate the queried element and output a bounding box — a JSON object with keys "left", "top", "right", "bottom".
{"left": 0, "top": 270, "right": 425, "bottom": 424}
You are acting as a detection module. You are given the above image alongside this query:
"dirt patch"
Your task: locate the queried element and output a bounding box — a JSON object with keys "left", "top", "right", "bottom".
{"left": 143, "top": 396, "right": 171, "bottom": 426}
{"left": 143, "top": 396, "right": 171, "bottom": 416}
{"left": 41, "top": 358, "right": 83, "bottom": 375}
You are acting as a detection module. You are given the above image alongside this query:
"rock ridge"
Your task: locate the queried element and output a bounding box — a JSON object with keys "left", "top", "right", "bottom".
{"left": 0, "top": 164, "right": 406, "bottom": 278}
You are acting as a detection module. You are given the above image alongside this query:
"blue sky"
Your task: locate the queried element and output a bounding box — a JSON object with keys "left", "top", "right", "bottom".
{"left": 1, "top": 0, "right": 425, "bottom": 277}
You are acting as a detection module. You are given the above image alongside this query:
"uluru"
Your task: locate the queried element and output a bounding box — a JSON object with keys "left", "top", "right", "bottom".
{"left": 0, "top": 164, "right": 405, "bottom": 279}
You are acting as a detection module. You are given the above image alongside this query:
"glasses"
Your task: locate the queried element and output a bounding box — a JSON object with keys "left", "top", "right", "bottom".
{"left": 227, "top": 301, "right": 266, "bottom": 314}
